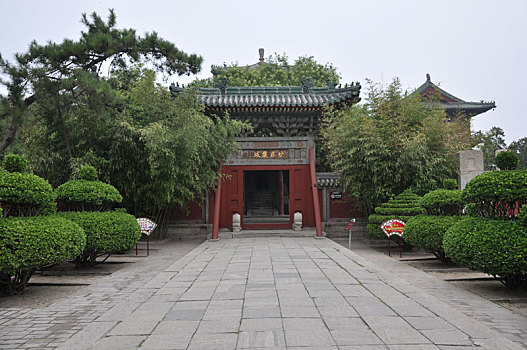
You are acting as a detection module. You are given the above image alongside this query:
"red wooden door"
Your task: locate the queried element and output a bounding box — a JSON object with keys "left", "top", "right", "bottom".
{"left": 220, "top": 168, "right": 244, "bottom": 229}
{"left": 290, "top": 165, "right": 314, "bottom": 227}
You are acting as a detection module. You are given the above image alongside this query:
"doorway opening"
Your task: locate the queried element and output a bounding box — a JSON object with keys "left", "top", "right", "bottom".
{"left": 243, "top": 170, "right": 290, "bottom": 224}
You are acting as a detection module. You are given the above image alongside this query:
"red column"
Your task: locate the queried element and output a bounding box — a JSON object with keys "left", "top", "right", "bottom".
{"left": 211, "top": 170, "right": 222, "bottom": 240}
{"left": 279, "top": 170, "right": 284, "bottom": 215}
{"left": 309, "top": 147, "right": 323, "bottom": 237}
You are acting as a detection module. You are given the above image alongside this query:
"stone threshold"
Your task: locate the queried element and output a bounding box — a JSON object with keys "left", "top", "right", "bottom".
{"left": 212, "top": 229, "right": 326, "bottom": 239}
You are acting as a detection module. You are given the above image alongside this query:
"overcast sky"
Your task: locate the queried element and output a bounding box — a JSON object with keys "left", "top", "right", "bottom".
{"left": 1, "top": 0, "right": 526, "bottom": 143}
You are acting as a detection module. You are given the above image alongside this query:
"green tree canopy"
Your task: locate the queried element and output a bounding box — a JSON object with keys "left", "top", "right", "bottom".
{"left": 508, "top": 137, "right": 527, "bottom": 170}
{"left": 321, "top": 78, "right": 471, "bottom": 215}
{"left": 0, "top": 9, "right": 202, "bottom": 155}
{"left": 23, "top": 69, "right": 248, "bottom": 235}
{"left": 194, "top": 53, "right": 341, "bottom": 87}
{"left": 473, "top": 126, "right": 506, "bottom": 170}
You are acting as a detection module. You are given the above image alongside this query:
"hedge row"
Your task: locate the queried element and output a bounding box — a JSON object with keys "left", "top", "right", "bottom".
{"left": 373, "top": 207, "right": 425, "bottom": 216}
{"left": 0, "top": 216, "right": 86, "bottom": 295}
{"left": 2, "top": 154, "right": 27, "bottom": 173}
{"left": 55, "top": 180, "right": 123, "bottom": 211}
{"left": 420, "top": 189, "right": 463, "bottom": 215}
{"left": 0, "top": 172, "right": 54, "bottom": 217}
{"left": 0, "top": 161, "right": 141, "bottom": 295}
{"left": 443, "top": 217, "right": 526, "bottom": 288}
{"left": 404, "top": 215, "right": 462, "bottom": 263}
{"left": 58, "top": 211, "right": 141, "bottom": 265}
{"left": 462, "top": 170, "right": 527, "bottom": 218}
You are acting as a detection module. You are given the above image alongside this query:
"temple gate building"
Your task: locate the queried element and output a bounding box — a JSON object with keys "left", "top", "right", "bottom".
{"left": 170, "top": 77, "right": 362, "bottom": 238}
{"left": 168, "top": 52, "right": 495, "bottom": 239}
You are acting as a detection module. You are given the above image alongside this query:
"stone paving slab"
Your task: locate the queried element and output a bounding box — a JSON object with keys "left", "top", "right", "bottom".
{"left": 0, "top": 237, "right": 525, "bottom": 349}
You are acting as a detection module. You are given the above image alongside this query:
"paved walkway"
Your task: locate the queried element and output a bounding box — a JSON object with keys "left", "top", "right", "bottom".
{"left": 0, "top": 237, "right": 526, "bottom": 349}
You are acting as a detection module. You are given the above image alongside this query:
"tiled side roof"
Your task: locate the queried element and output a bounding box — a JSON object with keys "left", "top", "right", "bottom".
{"left": 316, "top": 172, "right": 341, "bottom": 188}
{"left": 414, "top": 74, "right": 496, "bottom": 117}
{"left": 170, "top": 83, "right": 361, "bottom": 108}
{"left": 444, "top": 101, "right": 496, "bottom": 114}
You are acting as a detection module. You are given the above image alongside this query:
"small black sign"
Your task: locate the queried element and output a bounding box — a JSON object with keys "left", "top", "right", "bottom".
{"left": 330, "top": 192, "right": 342, "bottom": 199}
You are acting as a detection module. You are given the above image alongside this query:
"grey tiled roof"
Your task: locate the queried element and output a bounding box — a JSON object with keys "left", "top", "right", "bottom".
{"left": 316, "top": 172, "right": 341, "bottom": 188}
{"left": 171, "top": 84, "right": 361, "bottom": 108}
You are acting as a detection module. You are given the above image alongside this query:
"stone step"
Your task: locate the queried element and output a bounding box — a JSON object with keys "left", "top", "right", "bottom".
{"left": 216, "top": 229, "right": 326, "bottom": 239}
{"left": 167, "top": 222, "right": 210, "bottom": 240}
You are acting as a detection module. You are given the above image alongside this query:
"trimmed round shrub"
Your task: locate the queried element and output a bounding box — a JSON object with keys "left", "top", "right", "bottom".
{"left": 368, "top": 189, "right": 425, "bottom": 239}
{"left": 462, "top": 170, "right": 527, "bottom": 218}
{"left": 39, "top": 201, "right": 57, "bottom": 216}
{"left": 443, "top": 178, "right": 458, "bottom": 190}
{"left": 404, "top": 215, "right": 462, "bottom": 263}
{"left": 373, "top": 207, "right": 425, "bottom": 216}
{"left": 58, "top": 211, "right": 141, "bottom": 265}
{"left": 2, "top": 154, "right": 27, "bottom": 173}
{"left": 443, "top": 216, "right": 527, "bottom": 288}
{"left": 420, "top": 189, "right": 463, "bottom": 215}
{"left": 55, "top": 180, "right": 122, "bottom": 211}
{"left": 79, "top": 166, "right": 98, "bottom": 181}
{"left": 0, "top": 215, "right": 86, "bottom": 295}
{"left": 0, "top": 172, "right": 54, "bottom": 217}
{"left": 518, "top": 205, "right": 527, "bottom": 227}
{"left": 495, "top": 150, "right": 519, "bottom": 170}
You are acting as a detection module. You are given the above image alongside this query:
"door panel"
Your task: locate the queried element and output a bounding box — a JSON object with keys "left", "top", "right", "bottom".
{"left": 220, "top": 168, "right": 244, "bottom": 229}
{"left": 290, "top": 165, "right": 314, "bottom": 227}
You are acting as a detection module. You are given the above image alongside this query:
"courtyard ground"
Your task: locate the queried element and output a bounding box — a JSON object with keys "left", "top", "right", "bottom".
{"left": 332, "top": 238, "right": 527, "bottom": 318}
{"left": 0, "top": 236, "right": 525, "bottom": 349}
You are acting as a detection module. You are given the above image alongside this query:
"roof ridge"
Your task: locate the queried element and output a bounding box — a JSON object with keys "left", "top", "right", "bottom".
{"left": 189, "top": 83, "right": 361, "bottom": 96}
{"left": 414, "top": 74, "right": 464, "bottom": 102}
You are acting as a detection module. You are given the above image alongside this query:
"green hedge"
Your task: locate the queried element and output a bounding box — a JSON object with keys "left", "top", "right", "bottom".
{"left": 58, "top": 211, "right": 141, "bottom": 265}
{"left": 0, "top": 215, "right": 86, "bottom": 295}
{"left": 55, "top": 180, "right": 122, "bottom": 211}
{"left": 462, "top": 170, "right": 527, "bottom": 218}
{"left": 443, "top": 179, "right": 458, "bottom": 190}
{"left": 79, "top": 166, "right": 98, "bottom": 181}
{"left": 2, "top": 154, "right": 27, "bottom": 173}
{"left": 519, "top": 205, "right": 527, "bottom": 226}
{"left": 420, "top": 189, "right": 463, "bottom": 215}
{"left": 495, "top": 150, "right": 518, "bottom": 170}
{"left": 368, "top": 189, "right": 423, "bottom": 239}
{"left": 443, "top": 216, "right": 527, "bottom": 288}
{"left": 404, "top": 215, "right": 462, "bottom": 263}
{"left": 0, "top": 172, "right": 54, "bottom": 217}
{"left": 374, "top": 206, "right": 425, "bottom": 216}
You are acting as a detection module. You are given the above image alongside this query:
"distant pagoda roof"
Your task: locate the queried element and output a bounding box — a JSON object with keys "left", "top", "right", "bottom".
{"left": 170, "top": 79, "right": 361, "bottom": 109}
{"left": 211, "top": 48, "right": 267, "bottom": 75}
{"left": 415, "top": 74, "right": 496, "bottom": 118}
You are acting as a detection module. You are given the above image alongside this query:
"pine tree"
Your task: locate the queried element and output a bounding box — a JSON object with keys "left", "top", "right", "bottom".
{"left": 0, "top": 10, "right": 202, "bottom": 155}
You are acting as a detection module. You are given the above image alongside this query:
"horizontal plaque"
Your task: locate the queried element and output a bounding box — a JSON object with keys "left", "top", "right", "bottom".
{"left": 243, "top": 149, "right": 289, "bottom": 159}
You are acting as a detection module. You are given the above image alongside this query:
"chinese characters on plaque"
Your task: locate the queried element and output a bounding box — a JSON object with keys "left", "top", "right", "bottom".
{"left": 243, "top": 149, "right": 288, "bottom": 159}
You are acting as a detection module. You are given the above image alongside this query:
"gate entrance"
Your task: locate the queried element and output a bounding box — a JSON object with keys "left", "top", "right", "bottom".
{"left": 243, "top": 170, "right": 290, "bottom": 224}
{"left": 218, "top": 163, "right": 314, "bottom": 230}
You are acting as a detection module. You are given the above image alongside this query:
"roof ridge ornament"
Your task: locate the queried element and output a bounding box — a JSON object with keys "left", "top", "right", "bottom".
{"left": 214, "top": 77, "right": 228, "bottom": 93}
{"left": 328, "top": 81, "right": 337, "bottom": 90}
{"left": 426, "top": 73, "right": 431, "bottom": 82}
{"left": 169, "top": 82, "right": 184, "bottom": 98}
{"left": 301, "top": 78, "right": 314, "bottom": 93}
